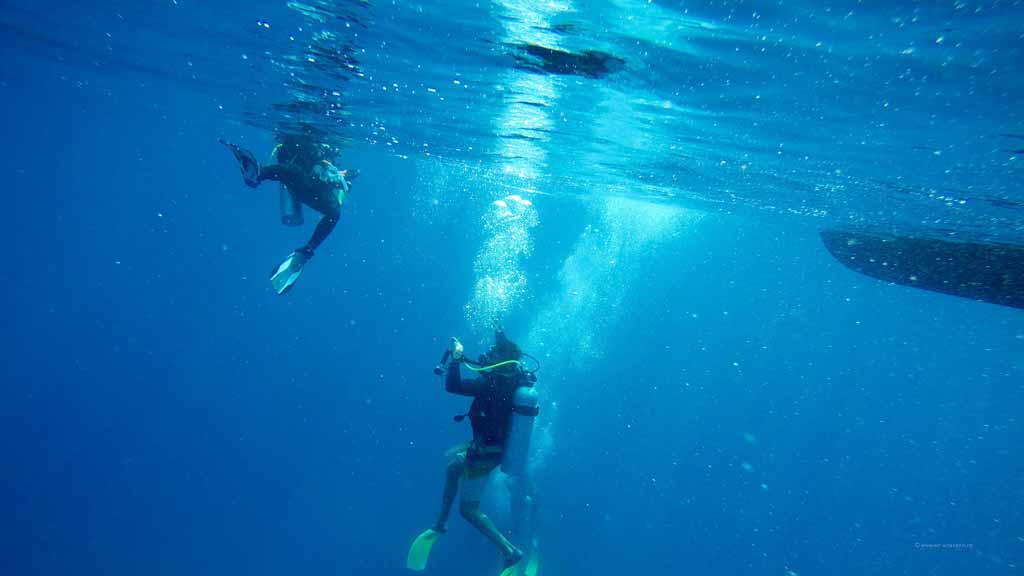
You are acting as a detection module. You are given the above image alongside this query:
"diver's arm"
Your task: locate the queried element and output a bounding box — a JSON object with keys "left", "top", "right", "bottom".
{"left": 445, "top": 362, "right": 484, "bottom": 396}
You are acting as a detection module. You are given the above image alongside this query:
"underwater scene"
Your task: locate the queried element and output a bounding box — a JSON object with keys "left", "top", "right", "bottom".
{"left": 2, "top": 1, "right": 1022, "bottom": 574}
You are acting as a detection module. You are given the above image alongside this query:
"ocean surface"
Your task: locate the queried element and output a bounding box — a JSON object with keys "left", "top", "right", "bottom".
{"left": 2, "top": 1, "right": 1022, "bottom": 575}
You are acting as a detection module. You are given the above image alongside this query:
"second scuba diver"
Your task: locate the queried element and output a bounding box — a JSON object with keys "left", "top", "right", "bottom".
{"left": 220, "top": 135, "right": 356, "bottom": 295}
{"left": 407, "top": 330, "right": 540, "bottom": 576}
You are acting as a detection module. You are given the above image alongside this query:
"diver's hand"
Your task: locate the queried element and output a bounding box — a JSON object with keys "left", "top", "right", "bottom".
{"left": 449, "top": 337, "right": 464, "bottom": 361}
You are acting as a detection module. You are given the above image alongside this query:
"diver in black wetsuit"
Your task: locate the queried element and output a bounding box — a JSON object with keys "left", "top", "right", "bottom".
{"left": 220, "top": 135, "right": 356, "bottom": 294}
{"left": 436, "top": 332, "right": 525, "bottom": 568}
{"left": 407, "top": 330, "right": 534, "bottom": 575}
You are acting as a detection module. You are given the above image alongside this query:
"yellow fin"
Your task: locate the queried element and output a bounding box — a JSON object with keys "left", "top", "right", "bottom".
{"left": 406, "top": 529, "right": 441, "bottom": 571}
{"left": 523, "top": 548, "right": 539, "bottom": 576}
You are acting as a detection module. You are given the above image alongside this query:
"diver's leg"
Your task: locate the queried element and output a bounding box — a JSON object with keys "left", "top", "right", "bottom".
{"left": 507, "top": 475, "right": 534, "bottom": 542}
{"left": 298, "top": 211, "right": 339, "bottom": 257}
{"left": 459, "top": 500, "right": 522, "bottom": 564}
{"left": 433, "top": 456, "right": 464, "bottom": 532}
{"left": 258, "top": 164, "right": 301, "bottom": 184}
{"left": 460, "top": 476, "right": 522, "bottom": 565}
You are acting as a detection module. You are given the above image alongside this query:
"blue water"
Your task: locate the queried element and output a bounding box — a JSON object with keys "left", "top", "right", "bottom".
{"left": 2, "top": 1, "right": 1022, "bottom": 575}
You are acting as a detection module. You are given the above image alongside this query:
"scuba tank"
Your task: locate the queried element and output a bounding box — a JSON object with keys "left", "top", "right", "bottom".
{"left": 502, "top": 384, "right": 539, "bottom": 477}
{"left": 271, "top": 143, "right": 304, "bottom": 227}
{"left": 279, "top": 186, "right": 304, "bottom": 226}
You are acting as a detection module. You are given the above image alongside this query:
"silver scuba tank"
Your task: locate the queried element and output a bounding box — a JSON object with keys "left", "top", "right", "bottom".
{"left": 279, "top": 186, "right": 304, "bottom": 226}
{"left": 502, "top": 385, "right": 539, "bottom": 476}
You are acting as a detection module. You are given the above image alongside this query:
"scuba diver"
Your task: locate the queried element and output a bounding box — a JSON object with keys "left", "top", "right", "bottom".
{"left": 407, "top": 330, "right": 540, "bottom": 576}
{"left": 219, "top": 135, "right": 356, "bottom": 295}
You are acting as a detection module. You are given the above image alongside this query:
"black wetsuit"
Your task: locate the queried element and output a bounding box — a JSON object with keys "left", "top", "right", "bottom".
{"left": 445, "top": 362, "right": 522, "bottom": 464}
{"left": 259, "top": 163, "right": 343, "bottom": 257}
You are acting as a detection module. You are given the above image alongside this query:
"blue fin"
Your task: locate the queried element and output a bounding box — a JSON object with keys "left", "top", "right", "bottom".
{"left": 269, "top": 251, "right": 307, "bottom": 295}
{"left": 219, "top": 139, "right": 260, "bottom": 188}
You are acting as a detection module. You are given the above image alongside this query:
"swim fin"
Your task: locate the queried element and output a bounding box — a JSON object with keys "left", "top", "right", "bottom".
{"left": 269, "top": 251, "right": 308, "bottom": 295}
{"left": 406, "top": 528, "right": 442, "bottom": 571}
{"left": 219, "top": 138, "right": 261, "bottom": 188}
{"left": 523, "top": 542, "right": 539, "bottom": 576}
